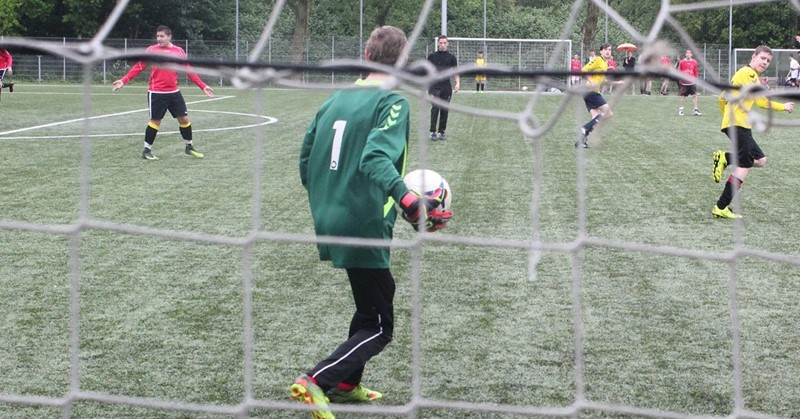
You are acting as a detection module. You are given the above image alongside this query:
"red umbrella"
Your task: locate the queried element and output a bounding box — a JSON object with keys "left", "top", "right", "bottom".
{"left": 617, "top": 43, "right": 637, "bottom": 53}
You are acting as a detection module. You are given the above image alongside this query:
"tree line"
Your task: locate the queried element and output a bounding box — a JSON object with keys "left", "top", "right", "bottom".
{"left": 2, "top": 0, "right": 798, "bottom": 55}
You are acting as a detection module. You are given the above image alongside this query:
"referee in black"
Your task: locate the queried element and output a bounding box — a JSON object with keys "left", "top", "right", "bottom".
{"left": 427, "top": 35, "right": 460, "bottom": 141}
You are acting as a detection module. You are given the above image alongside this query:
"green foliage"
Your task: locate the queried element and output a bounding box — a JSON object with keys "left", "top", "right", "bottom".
{"left": 674, "top": 2, "right": 798, "bottom": 48}
{"left": 0, "top": 0, "right": 52, "bottom": 36}
{"left": 4, "top": 0, "right": 800, "bottom": 70}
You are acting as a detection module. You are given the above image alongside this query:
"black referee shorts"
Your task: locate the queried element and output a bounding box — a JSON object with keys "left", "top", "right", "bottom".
{"left": 148, "top": 91, "right": 188, "bottom": 120}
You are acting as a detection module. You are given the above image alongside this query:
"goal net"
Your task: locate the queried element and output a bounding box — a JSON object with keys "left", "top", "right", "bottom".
{"left": 436, "top": 37, "right": 573, "bottom": 91}
{"left": 1, "top": 0, "right": 800, "bottom": 418}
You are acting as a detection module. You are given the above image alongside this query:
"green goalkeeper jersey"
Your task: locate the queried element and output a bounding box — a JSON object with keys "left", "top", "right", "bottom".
{"left": 300, "top": 80, "right": 410, "bottom": 269}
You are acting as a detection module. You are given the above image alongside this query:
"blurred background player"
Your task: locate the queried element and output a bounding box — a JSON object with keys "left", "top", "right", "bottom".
{"left": 578, "top": 43, "right": 614, "bottom": 148}
{"left": 570, "top": 54, "right": 582, "bottom": 86}
{"left": 711, "top": 45, "right": 794, "bottom": 219}
{"left": 112, "top": 25, "right": 214, "bottom": 160}
{"left": 785, "top": 53, "right": 799, "bottom": 87}
{"left": 678, "top": 49, "right": 702, "bottom": 116}
{"left": 427, "top": 35, "right": 460, "bottom": 141}
{"left": 294, "top": 25, "right": 451, "bottom": 419}
{"left": 603, "top": 53, "right": 617, "bottom": 93}
{"left": 0, "top": 48, "right": 14, "bottom": 95}
{"left": 475, "top": 50, "right": 486, "bottom": 92}
{"left": 659, "top": 55, "right": 672, "bottom": 95}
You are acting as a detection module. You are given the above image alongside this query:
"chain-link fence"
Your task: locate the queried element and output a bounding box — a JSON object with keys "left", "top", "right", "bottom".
{"left": 2, "top": 37, "right": 740, "bottom": 92}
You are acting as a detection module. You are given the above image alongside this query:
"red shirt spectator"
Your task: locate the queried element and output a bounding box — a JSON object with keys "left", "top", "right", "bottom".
{"left": 571, "top": 57, "right": 581, "bottom": 73}
{"left": 0, "top": 48, "right": 12, "bottom": 70}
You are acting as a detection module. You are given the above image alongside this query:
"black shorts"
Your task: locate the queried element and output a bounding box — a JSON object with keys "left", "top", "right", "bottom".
{"left": 583, "top": 91, "right": 607, "bottom": 111}
{"left": 679, "top": 84, "right": 697, "bottom": 96}
{"left": 148, "top": 91, "right": 188, "bottom": 120}
{"left": 0, "top": 68, "right": 7, "bottom": 80}
{"left": 723, "top": 126, "right": 763, "bottom": 169}
{"left": 428, "top": 87, "right": 452, "bottom": 103}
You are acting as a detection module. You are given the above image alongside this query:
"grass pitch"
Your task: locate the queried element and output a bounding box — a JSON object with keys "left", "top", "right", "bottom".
{"left": 1, "top": 83, "right": 799, "bottom": 418}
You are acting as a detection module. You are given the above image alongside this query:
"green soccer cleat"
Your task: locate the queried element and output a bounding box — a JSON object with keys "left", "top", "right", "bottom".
{"left": 327, "top": 383, "right": 383, "bottom": 403}
{"left": 185, "top": 144, "right": 204, "bottom": 159}
{"left": 712, "top": 205, "right": 741, "bottom": 219}
{"left": 142, "top": 148, "right": 158, "bottom": 160}
{"left": 712, "top": 150, "right": 727, "bottom": 183}
{"left": 290, "top": 375, "right": 335, "bottom": 419}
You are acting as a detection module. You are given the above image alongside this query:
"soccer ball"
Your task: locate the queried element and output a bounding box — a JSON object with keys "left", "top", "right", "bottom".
{"left": 402, "top": 169, "right": 452, "bottom": 212}
{"left": 521, "top": 85, "right": 529, "bottom": 91}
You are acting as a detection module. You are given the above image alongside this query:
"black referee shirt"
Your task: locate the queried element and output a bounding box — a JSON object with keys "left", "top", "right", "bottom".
{"left": 427, "top": 50, "right": 457, "bottom": 91}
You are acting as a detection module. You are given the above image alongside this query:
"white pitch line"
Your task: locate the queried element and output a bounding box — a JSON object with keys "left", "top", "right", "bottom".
{"left": 0, "top": 110, "right": 278, "bottom": 140}
{"left": 0, "top": 96, "right": 235, "bottom": 137}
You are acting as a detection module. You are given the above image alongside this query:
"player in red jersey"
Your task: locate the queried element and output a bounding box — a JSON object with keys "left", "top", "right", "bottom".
{"left": 659, "top": 55, "right": 671, "bottom": 95}
{"left": 0, "top": 48, "right": 15, "bottom": 95}
{"left": 113, "top": 25, "right": 214, "bottom": 160}
{"left": 677, "top": 49, "right": 701, "bottom": 116}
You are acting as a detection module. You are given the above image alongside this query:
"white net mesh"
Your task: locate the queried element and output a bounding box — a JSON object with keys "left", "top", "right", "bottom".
{"left": 2, "top": 0, "right": 800, "bottom": 418}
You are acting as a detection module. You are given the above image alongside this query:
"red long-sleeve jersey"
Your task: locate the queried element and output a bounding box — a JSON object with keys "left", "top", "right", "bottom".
{"left": 0, "top": 48, "right": 12, "bottom": 69}
{"left": 120, "top": 43, "right": 207, "bottom": 93}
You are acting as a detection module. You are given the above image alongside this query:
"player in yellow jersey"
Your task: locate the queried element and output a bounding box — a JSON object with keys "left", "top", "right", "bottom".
{"left": 711, "top": 45, "right": 794, "bottom": 219}
{"left": 577, "top": 43, "right": 614, "bottom": 148}
{"left": 475, "top": 51, "right": 486, "bottom": 92}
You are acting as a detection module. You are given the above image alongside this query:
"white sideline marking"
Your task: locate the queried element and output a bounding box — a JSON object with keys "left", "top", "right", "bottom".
{"left": 0, "top": 96, "right": 236, "bottom": 137}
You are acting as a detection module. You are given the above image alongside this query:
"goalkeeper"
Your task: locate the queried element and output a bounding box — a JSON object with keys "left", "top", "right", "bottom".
{"left": 292, "top": 25, "right": 451, "bottom": 419}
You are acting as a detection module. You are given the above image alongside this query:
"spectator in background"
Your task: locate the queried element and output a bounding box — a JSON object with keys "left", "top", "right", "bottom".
{"left": 659, "top": 55, "right": 672, "bottom": 95}
{"left": 570, "top": 54, "right": 582, "bottom": 86}
{"left": 622, "top": 50, "right": 636, "bottom": 94}
{"left": 586, "top": 49, "right": 596, "bottom": 64}
{"left": 0, "top": 48, "right": 14, "bottom": 94}
{"left": 786, "top": 54, "right": 799, "bottom": 87}
{"left": 677, "top": 49, "right": 701, "bottom": 116}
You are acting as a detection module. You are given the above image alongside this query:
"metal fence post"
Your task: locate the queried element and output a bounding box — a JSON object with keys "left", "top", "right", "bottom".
{"left": 63, "top": 37, "right": 67, "bottom": 81}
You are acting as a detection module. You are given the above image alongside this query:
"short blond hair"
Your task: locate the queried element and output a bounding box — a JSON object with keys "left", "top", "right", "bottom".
{"left": 365, "top": 26, "right": 408, "bottom": 66}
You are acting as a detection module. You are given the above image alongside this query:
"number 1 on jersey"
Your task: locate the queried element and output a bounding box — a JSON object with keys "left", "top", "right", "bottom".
{"left": 330, "top": 120, "right": 346, "bottom": 170}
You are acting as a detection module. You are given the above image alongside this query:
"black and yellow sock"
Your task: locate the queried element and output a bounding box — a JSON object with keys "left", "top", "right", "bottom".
{"left": 179, "top": 121, "right": 192, "bottom": 143}
{"left": 144, "top": 122, "right": 159, "bottom": 147}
